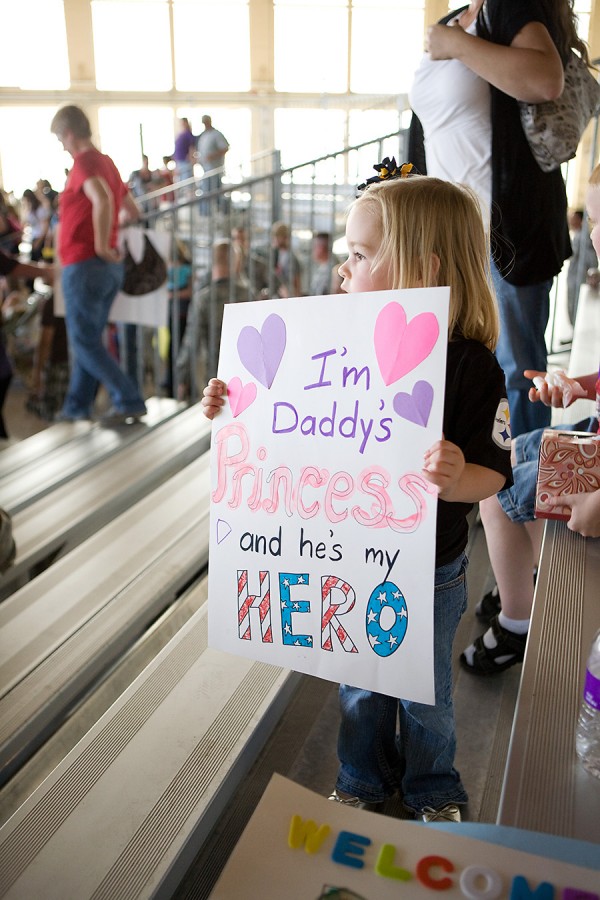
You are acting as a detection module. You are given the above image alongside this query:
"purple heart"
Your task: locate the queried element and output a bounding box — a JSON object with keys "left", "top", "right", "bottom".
{"left": 393, "top": 380, "right": 434, "bottom": 427}
{"left": 237, "top": 314, "right": 287, "bottom": 389}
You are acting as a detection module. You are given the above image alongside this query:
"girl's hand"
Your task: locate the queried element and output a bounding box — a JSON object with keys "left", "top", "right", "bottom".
{"left": 422, "top": 439, "right": 465, "bottom": 499}
{"left": 555, "top": 491, "right": 600, "bottom": 538}
{"left": 201, "top": 378, "right": 227, "bottom": 419}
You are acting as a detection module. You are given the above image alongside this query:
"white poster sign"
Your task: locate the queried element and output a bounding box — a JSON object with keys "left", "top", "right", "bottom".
{"left": 53, "top": 227, "right": 170, "bottom": 328}
{"left": 211, "top": 775, "right": 600, "bottom": 899}
{"left": 208, "top": 287, "right": 450, "bottom": 703}
{"left": 111, "top": 227, "right": 170, "bottom": 327}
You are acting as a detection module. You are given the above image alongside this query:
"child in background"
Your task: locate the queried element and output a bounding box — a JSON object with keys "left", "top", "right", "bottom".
{"left": 161, "top": 239, "right": 193, "bottom": 398}
{"left": 201, "top": 164, "right": 513, "bottom": 822}
{"left": 461, "top": 165, "right": 600, "bottom": 676}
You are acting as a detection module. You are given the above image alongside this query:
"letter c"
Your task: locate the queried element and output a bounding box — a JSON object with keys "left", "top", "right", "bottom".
{"left": 416, "top": 855, "right": 454, "bottom": 890}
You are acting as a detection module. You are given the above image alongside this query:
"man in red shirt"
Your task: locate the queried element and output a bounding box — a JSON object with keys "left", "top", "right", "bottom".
{"left": 51, "top": 105, "right": 146, "bottom": 425}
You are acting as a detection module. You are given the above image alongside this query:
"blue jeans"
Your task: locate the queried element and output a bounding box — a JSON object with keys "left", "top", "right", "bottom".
{"left": 61, "top": 257, "right": 146, "bottom": 419}
{"left": 491, "top": 261, "right": 552, "bottom": 439}
{"left": 199, "top": 172, "right": 226, "bottom": 213}
{"left": 174, "top": 160, "right": 193, "bottom": 182}
{"left": 336, "top": 553, "right": 469, "bottom": 810}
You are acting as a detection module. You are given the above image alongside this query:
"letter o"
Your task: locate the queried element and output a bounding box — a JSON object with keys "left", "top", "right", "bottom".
{"left": 365, "top": 580, "right": 408, "bottom": 658}
{"left": 459, "top": 865, "right": 503, "bottom": 900}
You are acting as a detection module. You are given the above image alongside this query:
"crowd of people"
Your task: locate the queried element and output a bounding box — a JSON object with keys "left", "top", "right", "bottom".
{"left": 1, "top": 0, "right": 600, "bottom": 828}
{"left": 0, "top": 105, "right": 342, "bottom": 437}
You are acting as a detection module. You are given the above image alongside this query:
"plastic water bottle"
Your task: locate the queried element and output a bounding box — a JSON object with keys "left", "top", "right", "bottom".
{"left": 575, "top": 629, "right": 600, "bottom": 778}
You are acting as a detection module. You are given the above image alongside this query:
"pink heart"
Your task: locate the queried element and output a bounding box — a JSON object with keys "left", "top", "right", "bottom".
{"left": 227, "top": 377, "right": 257, "bottom": 418}
{"left": 374, "top": 302, "right": 440, "bottom": 386}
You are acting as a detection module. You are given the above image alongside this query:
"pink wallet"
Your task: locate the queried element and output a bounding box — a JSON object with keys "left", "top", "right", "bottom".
{"left": 535, "top": 429, "right": 600, "bottom": 520}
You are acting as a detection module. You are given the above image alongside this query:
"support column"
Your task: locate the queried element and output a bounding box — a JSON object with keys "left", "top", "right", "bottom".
{"left": 63, "top": 0, "right": 96, "bottom": 91}
{"left": 249, "top": 0, "right": 275, "bottom": 167}
{"left": 424, "top": 0, "right": 448, "bottom": 29}
{"left": 62, "top": 0, "right": 101, "bottom": 144}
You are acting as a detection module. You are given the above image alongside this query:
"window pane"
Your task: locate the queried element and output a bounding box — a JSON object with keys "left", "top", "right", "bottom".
{"left": 351, "top": 4, "right": 424, "bottom": 93}
{"left": 348, "top": 109, "right": 400, "bottom": 147}
{"left": 174, "top": 2, "right": 250, "bottom": 91}
{"left": 348, "top": 110, "right": 404, "bottom": 190}
{"left": 0, "top": 1, "right": 69, "bottom": 90}
{"left": 92, "top": 1, "right": 172, "bottom": 90}
{"left": 275, "top": 109, "right": 346, "bottom": 172}
{"left": 0, "top": 107, "right": 68, "bottom": 197}
{"left": 98, "top": 107, "right": 176, "bottom": 181}
{"left": 574, "top": 0, "right": 591, "bottom": 43}
{"left": 177, "top": 107, "right": 252, "bottom": 181}
{"left": 275, "top": 7, "right": 348, "bottom": 92}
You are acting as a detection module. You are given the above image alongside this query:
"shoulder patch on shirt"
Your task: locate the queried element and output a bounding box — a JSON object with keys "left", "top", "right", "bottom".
{"left": 492, "top": 398, "right": 511, "bottom": 449}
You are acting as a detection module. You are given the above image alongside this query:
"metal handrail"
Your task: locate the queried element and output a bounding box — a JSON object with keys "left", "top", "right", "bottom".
{"left": 137, "top": 130, "right": 403, "bottom": 213}
{"left": 115, "top": 117, "right": 596, "bottom": 404}
{"left": 124, "top": 129, "right": 407, "bottom": 404}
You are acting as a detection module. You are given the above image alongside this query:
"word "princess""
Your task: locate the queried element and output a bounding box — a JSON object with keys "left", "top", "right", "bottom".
{"left": 213, "top": 423, "right": 434, "bottom": 532}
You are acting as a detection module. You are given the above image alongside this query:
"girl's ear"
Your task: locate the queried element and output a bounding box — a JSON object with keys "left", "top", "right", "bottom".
{"left": 415, "top": 254, "right": 441, "bottom": 288}
{"left": 429, "top": 253, "right": 440, "bottom": 283}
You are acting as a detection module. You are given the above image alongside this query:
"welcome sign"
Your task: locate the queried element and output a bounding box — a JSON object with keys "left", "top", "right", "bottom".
{"left": 208, "top": 287, "right": 449, "bottom": 702}
{"left": 211, "top": 775, "right": 599, "bottom": 898}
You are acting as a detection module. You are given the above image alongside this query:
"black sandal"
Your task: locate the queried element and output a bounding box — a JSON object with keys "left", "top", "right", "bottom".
{"left": 460, "top": 615, "right": 527, "bottom": 676}
{"left": 475, "top": 585, "right": 501, "bottom": 624}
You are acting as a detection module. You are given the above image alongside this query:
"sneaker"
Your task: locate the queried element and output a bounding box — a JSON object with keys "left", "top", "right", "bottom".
{"left": 328, "top": 790, "right": 379, "bottom": 811}
{"left": 421, "top": 803, "right": 461, "bottom": 823}
{"left": 99, "top": 407, "right": 146, "bottom": 427}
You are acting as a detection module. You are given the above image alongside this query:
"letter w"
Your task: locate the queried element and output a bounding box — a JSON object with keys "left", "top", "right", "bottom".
{"left": 288, "top": 815, "right": 331, "bottom": 853}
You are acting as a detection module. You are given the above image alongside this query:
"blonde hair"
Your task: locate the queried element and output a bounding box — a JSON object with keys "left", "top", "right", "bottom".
{"left": 353, "top": 175, "right": 499, "bottom": 350}
{"left": 271, "top": 221, "right": 290, "bottom": 241}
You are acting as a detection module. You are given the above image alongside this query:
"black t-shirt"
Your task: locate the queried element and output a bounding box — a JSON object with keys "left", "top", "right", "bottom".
{"left": 436, "top": 338, "right": 513, "bottom": 567}
{"left": 481, "top": 0, "right": 571, "bottom": 285}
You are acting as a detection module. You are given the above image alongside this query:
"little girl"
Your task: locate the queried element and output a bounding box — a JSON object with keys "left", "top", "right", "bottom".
{"left": 202, "top": 165, "right": 513, "bottom": 823}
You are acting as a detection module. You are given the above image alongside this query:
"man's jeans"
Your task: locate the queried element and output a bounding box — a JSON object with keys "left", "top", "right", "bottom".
{"left": 61, "top": 257, "right": 145, "bottom": 418}
{"left": 336, "top": 553, "right": 469, "bottom": 811}
{"left": 491, "top": 260, "right": 552, "bottom": 439}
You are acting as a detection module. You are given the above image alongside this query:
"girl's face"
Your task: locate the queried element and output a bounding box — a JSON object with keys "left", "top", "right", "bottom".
{"left": 585, "top": 185, "right": 600, "bottom": 257}
{"left": 338, "top": 203, "right": 393, "bottom": 294}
